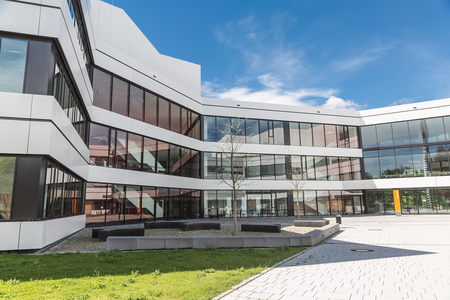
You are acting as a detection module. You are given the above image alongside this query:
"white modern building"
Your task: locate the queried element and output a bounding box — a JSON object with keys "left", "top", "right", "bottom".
{"left": 1, "top": 0, "right": 449, "bottom": 251}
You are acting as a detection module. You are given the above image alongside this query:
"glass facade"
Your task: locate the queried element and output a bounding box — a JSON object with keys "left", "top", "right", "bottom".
{"left": 53, "top": 59, "right": 88, "bottom": 143}
{"left": 89, "top": 123, "right": 201, "bottom": 178}
{"left": 367, "top": 188, "right": 450, "bottom": 214}
{"left": 43, "top": 161, "right": 83, "bottom": 218}
{"left": 85, "top": 183, "right": 201, "bottom": 225}
{"left": 92, "top": 67, "right": 201, "bottom": 140}
{"left": 204, "top": 189, "right": 363, "bottom": 217}
{"left": 204, "top": 117, "right": 359, "bottom": 148}
{"left": 205, "top": 153, "right": 361, "bottom": 181}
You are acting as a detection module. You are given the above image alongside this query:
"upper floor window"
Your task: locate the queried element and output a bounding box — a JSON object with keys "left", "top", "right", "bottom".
{"left": 0, "top": 37, "right": 28, "bottom": 93}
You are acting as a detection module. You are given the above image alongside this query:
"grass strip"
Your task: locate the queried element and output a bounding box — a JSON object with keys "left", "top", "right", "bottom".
{"left": 0, "top": 245, "right": 305, "bottom": 300}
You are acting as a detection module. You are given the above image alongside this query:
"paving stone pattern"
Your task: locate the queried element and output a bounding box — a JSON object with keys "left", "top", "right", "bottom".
{"left": 217, "top": 215, "right": 450, "bottom": 300}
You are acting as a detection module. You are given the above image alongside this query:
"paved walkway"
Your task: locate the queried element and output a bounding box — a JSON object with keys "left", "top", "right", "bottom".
{"left": 217, "top": 214, "right": 450, "bottom": 300}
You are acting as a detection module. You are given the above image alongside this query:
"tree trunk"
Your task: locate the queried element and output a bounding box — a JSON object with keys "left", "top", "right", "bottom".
{"left": 296, "top": 191, "right": 300, "bottom": 220}
{"left": 233, "top": 189, "right": 238, "bottom": 236}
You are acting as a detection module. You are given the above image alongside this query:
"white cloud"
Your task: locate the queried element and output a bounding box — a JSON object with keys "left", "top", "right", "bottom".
{"left": 332, "top": 44, "right": 392, "bottom": 72}
{"left": 258, "top": 73, "right": 284, "bottom": 89}
{"left": 389, "top": 97, "right": 415, "bottom": 106}
{"left": 322, "top": 96, "right": 365, "bottom": 110}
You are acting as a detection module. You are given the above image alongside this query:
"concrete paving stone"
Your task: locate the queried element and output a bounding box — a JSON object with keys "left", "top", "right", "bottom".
{"left": 237, "top": 291, "right": 253, "bottom": 298}
{"left": 315, "top": 292, "right": 351, "bottom": 300}
{"left": 221, "top": 296, "right": 238, "bottom": 300}
{"left": 248, "top": 292, "right": 272, "bottom": 299}
{"left": 216, "top": 216, "right": 450, "bottom": 300}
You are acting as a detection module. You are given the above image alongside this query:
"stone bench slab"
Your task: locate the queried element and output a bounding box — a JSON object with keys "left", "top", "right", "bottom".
{"left": 106, "top": 224, "right": 340, "bottom": 250}
{"left": 294, "top": 220, "right": 330, "bottom": 227}
{"left": 98, "top": 228, "right": 145, "bottom": 241}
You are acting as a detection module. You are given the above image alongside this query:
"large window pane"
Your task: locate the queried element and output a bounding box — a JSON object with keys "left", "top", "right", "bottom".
{"left": 429, "top": 145, "right": 449, "bottom": 176}
{"left": 361, "top": 126, "right": 377, "bottom": 148}
{"left": 141, "top": 187, "right": 155, "bottom": 220}
{"left": 273, "top": 121, "right": 284, "bottom": 145}
{"left": 290, "top": 156, "right": 303, "bottom": 180}
{"left": 351, "top": 158, "right": 361, "bottom": 180}
{"left": 180, "top": 147, "right": 191, "bottom": 177}
{"left": 444, "top": 117, "right": 450, "bottom": 141}
{"left": 158, "top": 98, "right": 170, "bottom": 130}
{"left": 115, "top": 130, "right": 128, "bottom": 169}
{"left": 124, "top": 186, "right": 141, "bottom": 221}
{"left": 143, "top": 138, "right": 157, "bottom": 173}
{"left": 217, "top": 117, "right": 230, "bottom": 142}
{"left": 127, "top": 133, "right": 143, "bottom": 171}
{"left": 204, "top": 152, "right": 218, "bottom": 179}
{"left": 190, "top": 150, "right": 200, "bottom": 178}
{"left": 111, "top": 77, "right": 128, "bottom": 116}
{"left": 312, "top": 124, "right": 325, "bottom": 147}
{"left": 411, "top": 147, "right": 426, "bottom": 176}
{"left": 247, "top": 155, "right": 261, "bottom": 179}
{"left": 304, "top": 191, "right": 317, "bottom": 215}
{"left": 259, "top": 120, "right": 269, "bottom": 145}
{"left": 395, "top": 148, "right": 414, "bottom": 177}
{"left": 408, "top": 120, "right": 426, "bottom": 144}
{"left": 425, "top": 117, "right": 445, "bottom": 143}
{"left": 204, "top": 116, "right": 216, "bottom": 142}
{"left": 289, "top": 122, "right": 300, "bottom": 146}
{"left": 261, "top": 155, "right": 275, "bottom": 180}
{"left": 317, "top": 190, "right": 330, "bottom": 215}
{"left": 85, "top": 183, "right": 107, "bottom": 224}
{"left": 89, "top": 123, "right": 109, "bottom": 166}
{"left": 305, "top": 156, "right": 315, "bottom": 180}
{"left": 0, "top": 38, "right": 28, "bottom": 93}
{"left": 325, "top": 125, "right": 337, "bottom": 148}
{"left": 92, "top": 68, "right": 111, "bottom": 110}
{"left": 246, "top": 119, "right": 260, "bottom": 144}
{"left": 300, "top": 123, "right": 313, "bottom": 147}
{"left": 190, "top": 112, "right": 201, "bottom": 140}
{"left": 327, "top": 157, "right": 340, "bottom": 181}
{"left": 144, "top": 92, "right": 158, "bottom": 126}
{"left": 379, "top": 155, "right": 397, "bottom": 178}
{"left": 364, "top": 157, "right": 380, "bottom": 179}
{"left": 170, "top": 103, "right": 181, "bottom": 133}
{"left": 231, "top": 118, "right": 246, "bottom": 143}
{"left": 339, "top": 157, "right": 352, "bottom": 180}
{"left": 315, "top": 157, "right": 327, "bottom": 180}
{"left": 169, "top": 144, "right": 181, "bottom": 176}
{"left": 337, "top": 126, "right": 349, "bottom": 148}
{"left": 0, "top": 157, "right": 16, "bottom": 220}
{"left": 392, "top": 122, "right": 410, "bottom": 145}
{"left": 348, "top": 127, "right": 359, "bottom": 148}
{"left": 156, "top": 141, "right": 169, "bottom": 174}
{"left": 376, "top": 124, "right": 393, "bottom": 147}
{"left": 129, "top": 85, "right": 144, "bottom": 121}
{"left": 275, "top": 155, "right": 286, "bottom": 179}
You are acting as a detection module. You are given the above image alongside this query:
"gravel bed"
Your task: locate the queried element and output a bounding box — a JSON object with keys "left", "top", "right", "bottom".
{"left": 48, "top": 224, "right": 317, "bottom": 254}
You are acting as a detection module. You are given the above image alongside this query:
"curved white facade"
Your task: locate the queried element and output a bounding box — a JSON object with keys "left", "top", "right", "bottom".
{"left": 0, "top": 0, "right": 449, "bottom": 250}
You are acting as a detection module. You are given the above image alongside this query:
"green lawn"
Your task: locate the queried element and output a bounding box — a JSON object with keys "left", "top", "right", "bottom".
{"left": 0, "top": 246, "right": 305, "bottom": 300}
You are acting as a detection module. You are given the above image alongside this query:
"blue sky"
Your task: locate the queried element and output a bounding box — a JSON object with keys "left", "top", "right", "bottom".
{"left": 108, "top": 0, "right": 450, "bottom": 110}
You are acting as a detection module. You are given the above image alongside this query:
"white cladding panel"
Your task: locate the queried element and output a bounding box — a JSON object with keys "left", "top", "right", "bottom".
{"left": 0, "top": 92, "right": 32, "bottom": 118}
{"left": 0, "top": 0, "right": 40, "bottom": 35}
{"left": 0, "top": 222, "right": 21, "bottom": 251}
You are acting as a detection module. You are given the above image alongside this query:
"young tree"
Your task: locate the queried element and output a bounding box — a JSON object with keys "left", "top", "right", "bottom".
{"left": 215, "top": 117, "right": 250, "bottom": 236}
{"left": 287, "top": 156, "right": 306, "bottom": 220}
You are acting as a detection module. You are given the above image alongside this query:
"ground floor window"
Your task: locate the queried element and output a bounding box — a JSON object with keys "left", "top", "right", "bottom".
{"left": 367, "top": 188, "right": 450, "bottom": 214}
{"left": 85, "top": 183, "right": 201, "bottom": 226}
{"left": 0, "top": 156, "right": 16, "bottom": 220}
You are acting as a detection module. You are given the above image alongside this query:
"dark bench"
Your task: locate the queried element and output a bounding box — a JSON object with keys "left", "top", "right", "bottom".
{"left": 97, "top": 228, "right": 145, "bottom": 241}
{"left": 144, "top": 221, "right": 186, "bottom": 229}
{"left": 180, "top": 222, "right": 220, "bottom": 231}
{"left": 92, "top": 227, "right": 106, "bottom": 239}
{"left": 241, "top": 224, "right": 281, "bottom": 233}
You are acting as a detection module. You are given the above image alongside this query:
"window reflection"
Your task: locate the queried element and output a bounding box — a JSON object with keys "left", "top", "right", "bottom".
{"left": 0, "top": 157, "right": 16, "bottom": 220}
{"left": 0, "top": 38, "right": 28, "bottom": 93}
